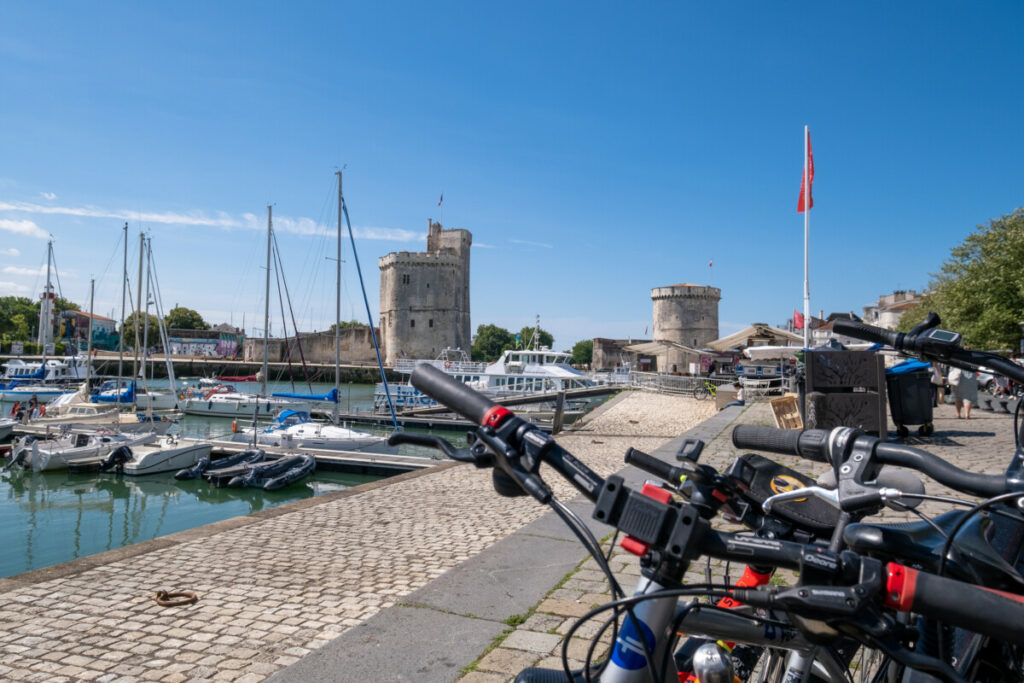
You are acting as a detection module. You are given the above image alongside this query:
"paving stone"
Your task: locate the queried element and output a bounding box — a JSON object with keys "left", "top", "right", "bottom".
{"left": 501, "top": 630, "right": 564, "bottom": 654}
{"left": 476, "top": 647, "right": 541, "bottom": 674}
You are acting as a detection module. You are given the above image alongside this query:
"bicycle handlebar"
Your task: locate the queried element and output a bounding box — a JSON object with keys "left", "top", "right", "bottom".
{"left": 731, "top": 425, "right": 830, "bottom": 463}
{"left": 874, "top": 441, "right": 1008, "bottom": 498}
{"left": 885, "top": 563, "right": 1024, "bottom": 644}
{"left": 411, "top": 364, "right": 498, "bottom": 425}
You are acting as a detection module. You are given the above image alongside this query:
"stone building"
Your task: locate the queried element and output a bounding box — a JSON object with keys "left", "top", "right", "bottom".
{"left": 649, "top": 283, "right": 721, "bottom": 373}
{"left": 378, "top": 221, "right": 471, "bottom": 365}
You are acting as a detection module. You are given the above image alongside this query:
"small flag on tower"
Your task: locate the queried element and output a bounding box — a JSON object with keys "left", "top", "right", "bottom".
{"left": 438, "top": 193, "right": 444, "bottom": 207}
{"left": 708, "top": 259, "right": 713, "bottom": 268}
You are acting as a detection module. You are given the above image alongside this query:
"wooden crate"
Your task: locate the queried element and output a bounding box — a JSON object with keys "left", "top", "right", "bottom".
{"left": 770, "top": 395, "right": 803, "bottom": 430}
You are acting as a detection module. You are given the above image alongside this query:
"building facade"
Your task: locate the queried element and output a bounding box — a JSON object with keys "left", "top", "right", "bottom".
{"left": 378, "top": 221, "right": 471, "bottom": 365}
{"left": 863, "top": 290, "right": 924, "bottom": 330}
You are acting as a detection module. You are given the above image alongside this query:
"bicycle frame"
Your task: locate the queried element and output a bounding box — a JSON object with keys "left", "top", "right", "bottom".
{"left": 593, "top": 570, "right": 851, "bottom": 682}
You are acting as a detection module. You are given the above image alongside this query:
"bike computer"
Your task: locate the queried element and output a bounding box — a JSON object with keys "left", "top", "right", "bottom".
{"left": 919, "top": 328, "right": 961, "bottom": 345}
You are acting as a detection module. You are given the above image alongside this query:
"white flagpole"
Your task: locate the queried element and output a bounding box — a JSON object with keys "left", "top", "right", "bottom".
{"left": 803, "top": 125, "right": 810, "bottom": 349}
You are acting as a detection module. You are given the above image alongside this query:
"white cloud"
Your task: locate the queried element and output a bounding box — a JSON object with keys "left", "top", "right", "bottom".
{"left": 0, "top": 217, "right": 47, "bottom": 239}
{"left": 0, "top": 247, "right": 20, "bottom": 256}
{"left": 0, "top": 199, "right": 423, "bottom": 242}
{"left": 3, "top": 265, "right": 74, "bottom": 278}
{"left": 510, "top": 238, "right": 554, "bottom": 249}
{"left": 0, "top": 280, "right": 29, "bottom": 295}
{"left": 40, "top": 192, "right": 56, "bottom": 201}
{"left": 473, "top": 242, "right": 495, "bottom": 249}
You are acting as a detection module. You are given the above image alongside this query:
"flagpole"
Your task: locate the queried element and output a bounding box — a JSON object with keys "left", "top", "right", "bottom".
{"left": 803, "top": 125, "right": 810, "bottom": 349}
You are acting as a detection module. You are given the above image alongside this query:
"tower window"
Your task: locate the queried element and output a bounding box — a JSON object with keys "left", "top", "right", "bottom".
{"left": 401, "top": 274, "right": 411, "bottom": 285}
{"left": 429, "top": 319, "right": 433, "bottom": 328}
{"left": 410, "top": 319, "right": 415, "bottom": 328}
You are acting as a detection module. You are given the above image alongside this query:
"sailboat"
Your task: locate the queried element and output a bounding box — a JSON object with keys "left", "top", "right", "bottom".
{"left": 183, "top": 207, "right": 312, "bottom": 419}
{"left": 234, "top": 174, "right": 385, "bottom": 451}
{"left": 90, "top": 234, "right": 178, "bottom": 411}
{"left": 0, "top": 240, "right": 85, "bottom": 403}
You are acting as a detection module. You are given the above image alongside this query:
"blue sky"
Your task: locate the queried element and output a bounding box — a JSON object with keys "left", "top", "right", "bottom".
{"left": 1, "top": 2, "right": 1022, "bottom": 350}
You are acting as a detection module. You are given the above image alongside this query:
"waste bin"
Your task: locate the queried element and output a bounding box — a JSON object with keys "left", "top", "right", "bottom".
{"left": 885, "top": 359, "right": 934, "bottom": 437}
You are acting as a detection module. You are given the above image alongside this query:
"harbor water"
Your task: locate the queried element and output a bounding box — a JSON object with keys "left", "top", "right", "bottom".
{"left": 0, "top": 379, "right": 425, "bottom": 580}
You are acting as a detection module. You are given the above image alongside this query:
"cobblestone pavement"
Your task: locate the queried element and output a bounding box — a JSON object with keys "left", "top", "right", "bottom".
{"left": 459, "top": 400, "right": 1021, "bottom": 682}
{"left": 0, "top": 390, "right": 716, "bottom": 682}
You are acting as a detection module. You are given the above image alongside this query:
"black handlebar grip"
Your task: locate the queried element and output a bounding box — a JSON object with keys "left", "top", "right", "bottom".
{"left": 831, "top": 319, "right": 902, "bottom": 349}
{"left": 731, "top": 425, "right": 830, "bottom": 462}
{"left": 891, "top": 564, "right": 1024, "bottom": 644}
{"left": 410, "top": 364, "right": 496, "bottom": 425}
{"left": 624, "top": 447, "right": 683, "bottom": 484}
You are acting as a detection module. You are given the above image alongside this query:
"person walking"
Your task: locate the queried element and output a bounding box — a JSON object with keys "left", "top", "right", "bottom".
{"left": 949, "top": 367, "right": 978, "bottom": 419}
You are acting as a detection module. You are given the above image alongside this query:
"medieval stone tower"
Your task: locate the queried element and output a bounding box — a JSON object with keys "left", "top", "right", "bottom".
{"left": 651, "top": 284, "right": 721, "bottom": 371}
{"left": 379, "top": 221, "right": 472, "bottom": 365}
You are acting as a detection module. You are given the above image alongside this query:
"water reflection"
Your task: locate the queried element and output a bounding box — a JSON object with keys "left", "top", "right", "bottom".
{"left": 0, "top": 467, "right": 368, "bottom": 579}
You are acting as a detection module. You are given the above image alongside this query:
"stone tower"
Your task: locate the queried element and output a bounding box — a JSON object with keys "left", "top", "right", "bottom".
{"left": 651, "top": 284, "right": 721, "bottom": 372}
{"left": 379, "top": 221, "right": 472, "bottom": 365}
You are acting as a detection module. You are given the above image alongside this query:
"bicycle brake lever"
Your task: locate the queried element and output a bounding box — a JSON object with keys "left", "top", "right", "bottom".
{"left": 762, "top": 486, "right": 839, "bottom": 513}
{"left": 386, "top": 432, "right": 483, "bottom": 464}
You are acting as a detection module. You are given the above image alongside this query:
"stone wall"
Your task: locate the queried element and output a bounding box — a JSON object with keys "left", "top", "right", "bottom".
{"left": 243, "top": 327, "right": 380, "bottom": 364}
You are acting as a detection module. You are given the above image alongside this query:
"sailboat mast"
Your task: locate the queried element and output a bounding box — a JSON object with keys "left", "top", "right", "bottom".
{"left": 334, "top": 171, "right": 342, "bottom": 425}
{"left": 262, "top": 206, "right": 272, "bottom": 397}
{"left": 86, "top": 279, "right": 94, "bottom": 387}
{"left": 132, "top": 231, "right": 144, "bottom": 411}
{"left": 39, "top": 239, "right": 53, "bottom": 359}
{"left": 117, "top": 222, "right": 127, "bottom": 399}
{"left": 141, "top": 237, "right": 152, "bottom": 390}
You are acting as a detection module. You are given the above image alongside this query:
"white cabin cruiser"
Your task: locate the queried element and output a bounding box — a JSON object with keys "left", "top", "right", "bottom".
{"left": 377, "top": 347, "right": 591, "bottom": 412}
{"left": 74, "top": 436, "right": 214, "bottom": 476}
{"left": 10, "top": 429, "right": 160, "bottom": 472}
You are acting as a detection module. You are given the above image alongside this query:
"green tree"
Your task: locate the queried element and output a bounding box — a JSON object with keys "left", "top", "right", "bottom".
{"left": 0, "top": 297, "right": 37, "bottom": 339}
{"left": 8, "top": 313, "right": 30, "bottom": 341}
{"left": 53, "top": 297, "right": 80, "bottom": 312}
{"left": 897, "top": 209, "right": 1024, "bottom": 350}
{"left": 571, "top": 339, "right": 593, "bottom": 365}
{"left": 165, "top": 306, "right": 210, "bottom": 330}
{"left": 329, "top": 320, "right": 367, "bottom": 332}
{"left": 122, "top": 312, "right": 162, "bottom": 348}
{"left": 471, "top": 324, "right": 514, "bottom": 362}
{"left": 516, "top": 325, "right": 554, "bottom": 350}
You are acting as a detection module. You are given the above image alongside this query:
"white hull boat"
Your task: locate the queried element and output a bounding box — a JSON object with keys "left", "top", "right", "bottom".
{"left": 233, "top": 410, "right": 385, "bottom": 451}
{"left": 11, "top": 430, "right": 160, "bottom": 472}
{"left": 183, "top": 386, "right": 312, "bottom": 418}
{"left": 0, "top": 384, "right": 74, "bottom": 403}
{"left": 0, "top": 419, "right": 15, "bottom": 441}
{"left": 121, "top": 438, "right": 213, "bottom": 476}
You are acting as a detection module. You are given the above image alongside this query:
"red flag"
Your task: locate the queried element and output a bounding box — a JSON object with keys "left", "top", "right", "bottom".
{"left": 708, "top": 259, "right": 713, "bottom": 268}
{"left": 794, "top": 310, "right": 805, "bottom": 330}
{"left": 797, "top": 129, "right": 814, "bottom": 213}
{"left": 438, "top": 193, "right": 444, "bottom": 207}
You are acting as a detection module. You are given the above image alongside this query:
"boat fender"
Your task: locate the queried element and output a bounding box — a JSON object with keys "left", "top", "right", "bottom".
{"left": 232, "top": 420, "right": 237, "bottom": 433}
{"left": 226, "top": 474, "right": 246, "bottom": 488}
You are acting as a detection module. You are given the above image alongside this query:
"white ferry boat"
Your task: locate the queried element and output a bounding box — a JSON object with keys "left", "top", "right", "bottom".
{"left": 375, "top": 347, "right": 592, "bottom": 412}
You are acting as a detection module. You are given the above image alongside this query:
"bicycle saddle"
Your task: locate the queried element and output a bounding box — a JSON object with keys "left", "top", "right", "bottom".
{"left": 844, "top": 510, "right": 1024, "bottom": 592}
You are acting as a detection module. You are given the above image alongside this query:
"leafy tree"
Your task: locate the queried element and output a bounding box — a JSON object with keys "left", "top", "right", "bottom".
{"left": 571, "top": 339, "right": 593, "bottom": 365}
{"left": 8, "top": 313, "right": 30, "bottom": 341}
{"left": 0, "top": 297, "right": 37, "bottom": 339}
{"left": 897, "top": 209, "right": 1024, "bottom": 350}
{"left": 53, "top": 297, "right": 80, "bottom": 312}
{"left": 329, "top": 320, "right": 368, "bottom": 332}
{"left": 122, "top": 312, "right": 162, "bottom": 348}
{"left": 516, "top": 325, "right": 554, "bottom": 350}
{"left": 165, "top": 306, "right": 210, "bottom": 330}
{"left": 471, "top": 324, "right": 514, "bottom": 362}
